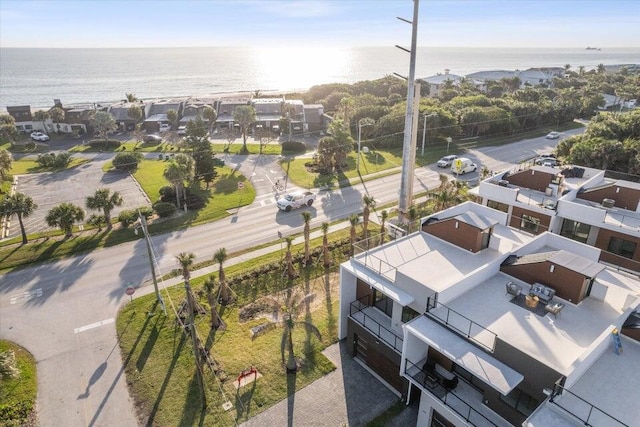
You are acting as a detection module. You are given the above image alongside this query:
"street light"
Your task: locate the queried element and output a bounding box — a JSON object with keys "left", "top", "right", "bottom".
{"left": 357, "top": 118, "right": 374, "bottom": 173}
{"left": 421, "top": 113, "right": 437, "bottom": 156}
{"left": 134, "top": 212, "right": 166, "bottom": 314}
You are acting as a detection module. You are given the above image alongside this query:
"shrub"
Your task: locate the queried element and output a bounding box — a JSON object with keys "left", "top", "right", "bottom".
{"left": 159, "top": 185, "right": 176, "bottom": 203}
{"left": 281, "top": 140, "right": 307, "bottom": 153}
{"left": 36, "top": 152, "right": 72, "bottom": 168}
{"left": 153, "top": 201, "right": 177, "bottom": 218}
{"left": 113, "top": 152, "right": 143, "bottom": 172}
{"left": 185, "top": 194, "right": 205, "bottom": 210}
{"left": 118, "top": 206, "right": 153, "bottom": 228}
{"left": 88, "top": 139, "right": 121, "bottom": 149}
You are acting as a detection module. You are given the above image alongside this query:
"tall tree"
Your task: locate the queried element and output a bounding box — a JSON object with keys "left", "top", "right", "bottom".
{"left": 0, "top": 148, "right": 12, "bottom": 180}
{"left": 284, "top": 237, "right": 297, "bottom": 280}
{"left": 202, "top": 106, "right": 217, "bottom": 132}
{"left": 33, "top": 110, "right": 50, "bottom": 135}
{"left": 203, "top": 275, "right": 221, "bottom": 329}
{"left": 175, "top": 252, "right": 207, "bottom": 409}
{"left": 301, "top": 211, "right": 312, "bottom": 265}
{"left": 252, "top": 289, "right": 321, "bottom": 374}
{"left": 321, "top": 222, "right": 330, "bottom": 267}
{"left": 127, "top": 105, "right": 143, "bottom": 126}
{"left": 85, "top": 188, "right": 123, "bottom": 231}
{"left": 316, "top": 119, "right": 353, "bottom": 173}
{"left": 0, "top": 115, "right": 18, "bottom": 143}
{"left": 0, "top": 192, "right": 37, "bottom": 244}
{"left": 349, "top": 214, "right": 359, "bottom": 257}
{"left": 379, "top": 209, "right": 388, "bottom": 246}
{"left": 91, "top": 111, "right": 116, "bottom": 144}
{"left": 166, "top": 109, "right": 178, "bottom": 129}
{"left": 45, "top": 203, "right": 85, "bottom": 237}
{"left": 233, "top": 105, "right": 256, "bottom": 151}
{"left": 213, "top": 247, "right": 232, "bottom": 305}
{"left": 362, "top": 195, "right": 376, "bottom": 242}
{"left": 163, "top": 154, "right": 193, "bottom": 209}
{"left": 49, "top": 107, "right": 65, "bottom": 134}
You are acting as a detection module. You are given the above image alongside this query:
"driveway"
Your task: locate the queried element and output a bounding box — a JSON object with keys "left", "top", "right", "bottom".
{"left": 240, "top": 341, "right": 401, "bottom": 427}
{"left": 6, "top": 154, "right": 150, "bottom": 238}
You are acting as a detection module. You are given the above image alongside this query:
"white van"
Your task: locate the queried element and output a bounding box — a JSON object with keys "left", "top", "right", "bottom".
{"left": 450, "top": 157, "right": 477, "bottom": 174}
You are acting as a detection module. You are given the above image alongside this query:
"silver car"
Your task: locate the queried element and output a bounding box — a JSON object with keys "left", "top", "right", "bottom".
{"left": 437, "top": 155, "right": 458, "bottom": 168}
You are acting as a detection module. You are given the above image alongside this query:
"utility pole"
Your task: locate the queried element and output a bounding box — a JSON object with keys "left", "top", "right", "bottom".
{"left": 397, "top": 0, "right": 420, "bottom": 224}
{"left": 135, "top": 212, "right": 166, "bottom": 314}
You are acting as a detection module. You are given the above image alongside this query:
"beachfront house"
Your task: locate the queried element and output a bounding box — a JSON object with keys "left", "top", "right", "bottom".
{"left": 180, "top": 97, "right": 216, "bottom": 127}
{"left": 108, "top": 101, "right": 146, "bottom": 131}
{"left": 338, "top": 201, "right": 640, "bottom": 427}
{"left": 214, "top": 94, "right": 252, "bottom": 131}
{"left": 421, "top": 69, "right": 484, "bottom": 98}
{"left": 143, "top": 99, "right": 184, "bottom": 132}
{"left": 6, "top": 105, "right": 36, "bottom": 134}
{"left": 251, "top": 97, "right": 284, "bottom": 134}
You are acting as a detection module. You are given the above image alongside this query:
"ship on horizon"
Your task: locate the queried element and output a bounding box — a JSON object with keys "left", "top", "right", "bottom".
{"left": 586, "top": 47, "right": 602, "bottom": 51}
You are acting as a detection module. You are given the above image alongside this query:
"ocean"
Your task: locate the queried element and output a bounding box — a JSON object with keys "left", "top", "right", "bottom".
{"left": 1, "top": 46, "right": 639, "bottom": 110}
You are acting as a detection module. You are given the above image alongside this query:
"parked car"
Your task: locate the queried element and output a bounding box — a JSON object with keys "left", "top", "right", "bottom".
{"left": 177, "top": 125, "right": 187, "bottom": 136}
{"left": 30, "top": 131, "right": 50, "bottom": 142}
{"left": 546, "top": 131, "right": 561, "bottom": 139}
{"left": 144, "top": 134, "right": 162, "bottom": 143}
{"left": 437, "top": 155, "right": 458, "bottom": 168}
{"left": 159, "top": 123, "right": 171, "bottom": 132}
{"left": 534, "top": 153, "right": 558, "bottom": 166}
{"left": 450, "top": 157, "right": 477, "bottom": 175}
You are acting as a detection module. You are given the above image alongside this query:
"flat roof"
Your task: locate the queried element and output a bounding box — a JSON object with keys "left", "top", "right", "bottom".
{"left": 437, "top": 272, "right": 626, "bottom": 375}
{"left": 567, "top": 197, "right": 640, "bottom": 232}
{"left": 527, "top": 336, "right": 640, "bottom": 427}
{"left": 406, "top": 316, "right": 524, "bottom": 395}
{"left": 346, "top": 261, "right": 414, "bottom": 306}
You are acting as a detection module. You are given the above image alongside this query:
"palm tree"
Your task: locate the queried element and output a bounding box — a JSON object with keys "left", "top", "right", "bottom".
{"left": 348, "top": 214, "right": 359, "bottom": 257}
{"left": 213, "top": 248, "right": 232, "bottom": 305}
{"left": 301, "top": 211, "right": 312, "bottom": 265}
{"left": 45, "top": 203, "right": 85, "bottom": 237}
{"left": 125, "top": 93, "right": 138, "bottom": 102}
{"left": 33, "top": 110, "right": 50, "bottom": 135}
{"left": 0, "top": 148, "right": 13, "bottom": 181}
{"left": 0, "top": 192, "right": 37, "bottom": 244}
{"left": 85, "top": 188, "right": 123, "bottom": 231}
{"left": 321, "top": 222, "right": 330, "bottom": 267}
{"left": 379, "top": 210, "right": 388, "bottom": 246}
{"left": 203, "top": 275, "right": 221, "bottom": 329}
{"left": 284, "top": 237, "right": 297, "bottom": 279}
{"left": 163, "top": 156, "right": 193, "bottom": 210}
{"left": 175, "top": 252, "right": 207, "bottom": 409}
{"left": 362, "top": 195, "right": 376, "bottom": 242}
{"left": 253, "top": 289, "right": 321, "bottom": 374}
{"left": 233, "top": 105, "right": 257, "bottom": 151}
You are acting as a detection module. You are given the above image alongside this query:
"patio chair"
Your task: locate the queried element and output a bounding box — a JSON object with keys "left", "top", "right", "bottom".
{"left": 506, "top": 281, "right": 522, "bottom": 297}
{"left": 545, "top": 302, "right": 565, "bottom": 318}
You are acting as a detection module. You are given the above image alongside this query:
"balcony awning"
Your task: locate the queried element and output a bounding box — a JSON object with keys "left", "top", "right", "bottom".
{"left": 351, "top": 263, "right": 414, "bottom": 306}
{"left": 405, "top": 316, "right": 523, "bottom": 395}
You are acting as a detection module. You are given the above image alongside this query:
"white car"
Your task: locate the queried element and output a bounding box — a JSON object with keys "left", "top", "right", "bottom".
{"left": 437, "top": 155, "right": 458, "bottom": 168}
{"left": 159, "top": 124, "right": 171, "bottom": 132}
{"left": 546, "top": 131, "right": 561, "bottom": 139}
{"left": 30, "top": 132, "right": 50, "bottom": 141}
{"left": 177, "top": 125, "right": 187, "bottom": 136}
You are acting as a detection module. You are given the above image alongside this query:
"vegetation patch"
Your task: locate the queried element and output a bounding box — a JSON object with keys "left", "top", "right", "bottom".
{"left": 0, "top": 340, "right": 38, "bottom": 427}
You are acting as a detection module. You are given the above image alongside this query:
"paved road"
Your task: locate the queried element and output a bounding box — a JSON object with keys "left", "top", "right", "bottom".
{"left": 0, "top": 129, "right": 582, "bottom": 427}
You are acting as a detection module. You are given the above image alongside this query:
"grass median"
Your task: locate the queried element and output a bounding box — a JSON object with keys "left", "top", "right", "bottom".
{"left": 0, "top": 340, "right": 38, "bottom": 427}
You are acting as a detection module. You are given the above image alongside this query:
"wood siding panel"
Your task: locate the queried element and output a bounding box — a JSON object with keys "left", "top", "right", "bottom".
{"left": 578, "top": 186, "right": 640, "bottom": 211}
{"left": 500, "top": 261, "right": 587, "bottom": 303}
{"left": 423, "top": 219, "right": 483, "bottom": 253}
{"left": 594, "top": 228, "right": 640, "bottom": 266}
{"left": 506, "top": 169, "right": 555, "bottom": 192}
{"left": 509, "top": 206, "right": 551, "bottom": 235}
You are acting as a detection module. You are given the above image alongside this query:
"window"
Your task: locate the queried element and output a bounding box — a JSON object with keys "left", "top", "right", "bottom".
{"left": 500, "top": 387, "right": 540, "bottom": 417}
{"left": 487, "top": 200, "right": 509, "bottom": 213}
{"left": 430, "top": 409, "right": 455, "bottom": 427}
{"left": 560, "top": 219, "right": 590, "bottom": 243}
{"left": 607, "top": 237, "right": 637, "bottom": 259}
{"left": 373, "top": 289, "right": 393, "bottom": 317}
{"left": 401, "top": 305, "right": 419, "bottom": 323}
{"left": 520, "top": 214, "right": 540, "bottom": 233}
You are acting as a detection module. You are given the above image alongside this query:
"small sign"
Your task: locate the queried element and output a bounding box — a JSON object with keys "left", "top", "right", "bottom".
{"left": 237, "top": 182, "right": 245, "bottom": 189}
{"left": 125, "top": 286, "right": 136, "bottom": 296}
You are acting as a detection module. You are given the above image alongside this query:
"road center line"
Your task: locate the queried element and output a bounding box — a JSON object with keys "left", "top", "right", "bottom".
{"left": 74, "top": 318, "right": 115, "bottom": 334}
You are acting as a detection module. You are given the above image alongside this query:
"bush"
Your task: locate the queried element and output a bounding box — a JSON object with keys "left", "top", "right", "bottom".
{"left": 159, "top": 186, "right": 176, "bottom": 203}
{"left": 36, "top": 152, "right": 72, "bottom": 168}
{"left": 88, "top": 139, "right": 121, "bottom": 149}
{"left": 185, "top": 194, "right": 205, "bottom": 210}
{"left": 281, "top": 140, "right": 307, "bottom": 153}
{"left": 153, "top": 201, "right": 177, "bottom": 218}
{"left": 118, "top": 206, "right": 153, "bottom": 228}
{"left": 113, "top": 152, "right": 143, "bottom": 172}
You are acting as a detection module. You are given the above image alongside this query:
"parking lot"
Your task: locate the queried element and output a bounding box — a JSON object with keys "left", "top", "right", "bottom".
{"left": 6, "top": 156, "right": 150, "bottom": 238}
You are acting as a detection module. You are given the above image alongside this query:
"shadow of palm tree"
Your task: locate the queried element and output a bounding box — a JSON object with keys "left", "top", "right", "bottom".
{"left": 286, "top": 371, "right": 297, "bottom": 427}
{"left": 324, "top": 271, "right": 336, "bottom": 338}
{"left": 177, "top": 372, "right": 206, "bottom": 427}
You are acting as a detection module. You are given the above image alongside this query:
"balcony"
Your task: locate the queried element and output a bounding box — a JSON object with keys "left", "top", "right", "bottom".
{"left": 425, "top": 297, "right": 497, "bottom": 352}
{"left": 349, "top": 296, "right": 403, "bottom": 353}
{"left": 404, "top": 359, "right": 511, "bottom": 427}
{"left": 544, "top": 383, "right": 629, "bottom": 427}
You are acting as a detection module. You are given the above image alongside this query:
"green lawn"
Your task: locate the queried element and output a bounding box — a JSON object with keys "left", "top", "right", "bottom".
{"left": 9, "top": 158, "right": 89, "bottom": 175}
{"left": 0, "top": 340, "right": 38, "bottom": 426}
{"left": 117, "top": 269, "right": 339, "bottom": 426}
{"left": 209, "top": 143, "right": 282, "bottom": 155}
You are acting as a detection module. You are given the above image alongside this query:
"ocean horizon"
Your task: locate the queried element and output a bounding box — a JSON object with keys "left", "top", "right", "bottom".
{"left": 2, "top": 46, "right": 639, "bottom": 110}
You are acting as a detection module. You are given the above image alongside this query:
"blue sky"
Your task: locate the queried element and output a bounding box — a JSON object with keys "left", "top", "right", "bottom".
{"left": 1, "top": 0, "right": 638, "bottom": 48}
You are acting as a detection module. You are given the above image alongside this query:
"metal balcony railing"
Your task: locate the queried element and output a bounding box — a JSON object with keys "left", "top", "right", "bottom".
{"left": 547, "top": 382, "right": 628, "bottom": 427}
{"left": 349, "top": 295, "right": 403, "bottom": 353}
{"left": 425, "top": 297, "right": 497, "bottom": 352}
{"left": 404, "top": 359, "right": 498, "bottom": 427}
